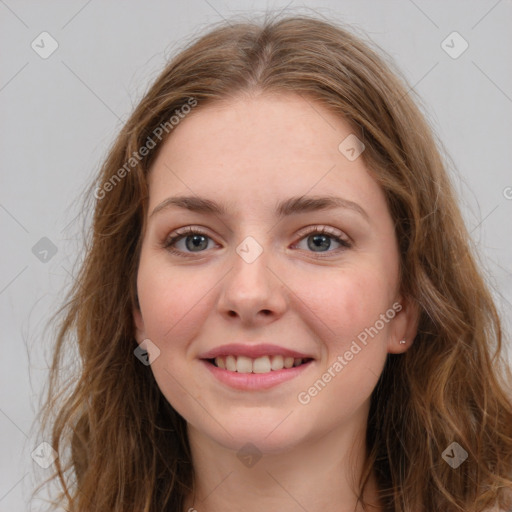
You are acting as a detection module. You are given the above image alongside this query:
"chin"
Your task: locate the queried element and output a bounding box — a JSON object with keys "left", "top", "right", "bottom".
{"left": 201, "top": 416, "right": 308, "bottom": 455}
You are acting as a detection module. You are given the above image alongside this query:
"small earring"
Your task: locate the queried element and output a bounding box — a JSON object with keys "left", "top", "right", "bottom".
{"left": 399, "top": 340, "right": 406, "bottom": 345}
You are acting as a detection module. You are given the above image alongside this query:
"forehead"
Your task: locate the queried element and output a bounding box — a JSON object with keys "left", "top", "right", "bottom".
{"left": 147, "top": 93, "right": 383, "bottom": 217}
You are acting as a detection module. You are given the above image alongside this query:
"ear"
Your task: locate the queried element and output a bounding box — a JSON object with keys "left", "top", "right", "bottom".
{"left": 387, "top": 295, "right": 420, "bottom": 354}
{"left": 133, "top": 304, "right": 147, "bottom": 344}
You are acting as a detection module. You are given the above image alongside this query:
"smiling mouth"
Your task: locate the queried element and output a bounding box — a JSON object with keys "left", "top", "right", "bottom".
{"left": 205, "top": 355, "right": 314, "bottom": 374}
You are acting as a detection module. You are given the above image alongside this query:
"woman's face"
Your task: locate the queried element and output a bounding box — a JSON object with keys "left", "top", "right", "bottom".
{"left": 133, "top": 93, "right": 415, "bottom": 453}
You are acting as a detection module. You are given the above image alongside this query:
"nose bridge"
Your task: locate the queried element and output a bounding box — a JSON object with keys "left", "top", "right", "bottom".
{"left": 230, "top": 234, "right": 273, "bottom": 300}
{"left": 217, "top": 234, "right": 287, "bottom": 322}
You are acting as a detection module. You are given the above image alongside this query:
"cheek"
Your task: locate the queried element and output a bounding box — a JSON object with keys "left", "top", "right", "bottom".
{"left": 136, "top": 256, "right": 216, "bottom": 346}
{"left": 296, "top": 263, "right": 394, "bottom": 345}
{"left": 136, "top": 258, "right": 216, "bottom": 415}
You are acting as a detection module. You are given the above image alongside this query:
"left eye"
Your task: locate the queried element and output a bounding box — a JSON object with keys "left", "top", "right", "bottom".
{"left": 293, "top": 229, "right": 351, "bottom": 253}
{"left": 163, "top": 227, "right": 351, "bottom": 256}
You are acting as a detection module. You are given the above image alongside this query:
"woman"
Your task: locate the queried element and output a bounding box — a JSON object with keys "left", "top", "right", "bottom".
{"left": 35, "top": 13, "right": 512, "bottom": 512}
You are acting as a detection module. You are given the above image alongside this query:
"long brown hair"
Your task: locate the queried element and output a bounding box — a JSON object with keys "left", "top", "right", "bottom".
{"left": 34, "top": 12, "right": 512, "bottom": 512}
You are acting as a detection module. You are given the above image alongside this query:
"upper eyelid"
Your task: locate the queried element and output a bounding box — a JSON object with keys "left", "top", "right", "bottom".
{"left": 294, "top": 224, "right": 349, "bottom": 240}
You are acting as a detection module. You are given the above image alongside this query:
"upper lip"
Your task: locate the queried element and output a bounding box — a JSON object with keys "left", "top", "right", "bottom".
{"left": 199, "top": 343, "right": 315, "bottom": 360}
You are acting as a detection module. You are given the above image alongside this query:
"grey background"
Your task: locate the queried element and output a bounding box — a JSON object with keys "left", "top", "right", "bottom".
{"left": 1, "top": 1, "right": 511, "bottom": 510}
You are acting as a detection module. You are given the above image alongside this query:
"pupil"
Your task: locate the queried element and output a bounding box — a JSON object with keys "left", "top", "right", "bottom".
{"left": 186, "top": 235, "right": 208, "bottom": 251}
{"left": 308, "top": 234, "right": 330, "bottom": 251}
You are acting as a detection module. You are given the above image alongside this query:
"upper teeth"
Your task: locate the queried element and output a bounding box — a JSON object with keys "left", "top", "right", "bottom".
{"left": 214, "top": 355, "right": 305, "bottom": 373}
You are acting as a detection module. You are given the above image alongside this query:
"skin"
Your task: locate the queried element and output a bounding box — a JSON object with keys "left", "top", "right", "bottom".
{"left": 133, "top": 92, "right": 418, "bottom": 512}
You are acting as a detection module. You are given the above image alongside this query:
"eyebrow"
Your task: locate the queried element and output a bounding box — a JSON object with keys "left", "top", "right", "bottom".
{"left": 150, "top": 195, "right": 369, "bottom": 221}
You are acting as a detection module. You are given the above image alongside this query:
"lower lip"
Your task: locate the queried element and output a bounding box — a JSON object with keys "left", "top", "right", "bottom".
{"left": 201, "top": 359, "right": 314, "bottom": 390}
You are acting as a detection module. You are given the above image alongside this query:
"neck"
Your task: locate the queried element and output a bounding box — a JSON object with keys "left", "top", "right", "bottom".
{"left": 183, "top": 412, "right": 382, "bottom": 512}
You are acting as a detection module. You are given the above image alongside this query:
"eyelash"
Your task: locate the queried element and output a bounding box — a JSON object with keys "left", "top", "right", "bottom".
{"left": 162, "top": 225, "right": 352, "bottom": 258}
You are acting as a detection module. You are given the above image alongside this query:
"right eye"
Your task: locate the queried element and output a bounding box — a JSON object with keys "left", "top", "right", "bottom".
{"left": 163, "top": 227, "right": 218, "bottom": 256}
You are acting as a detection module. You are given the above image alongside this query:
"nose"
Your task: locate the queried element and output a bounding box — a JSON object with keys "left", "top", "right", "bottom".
{"left": 216, "top": 239, "right": 288, "bottom": 327}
